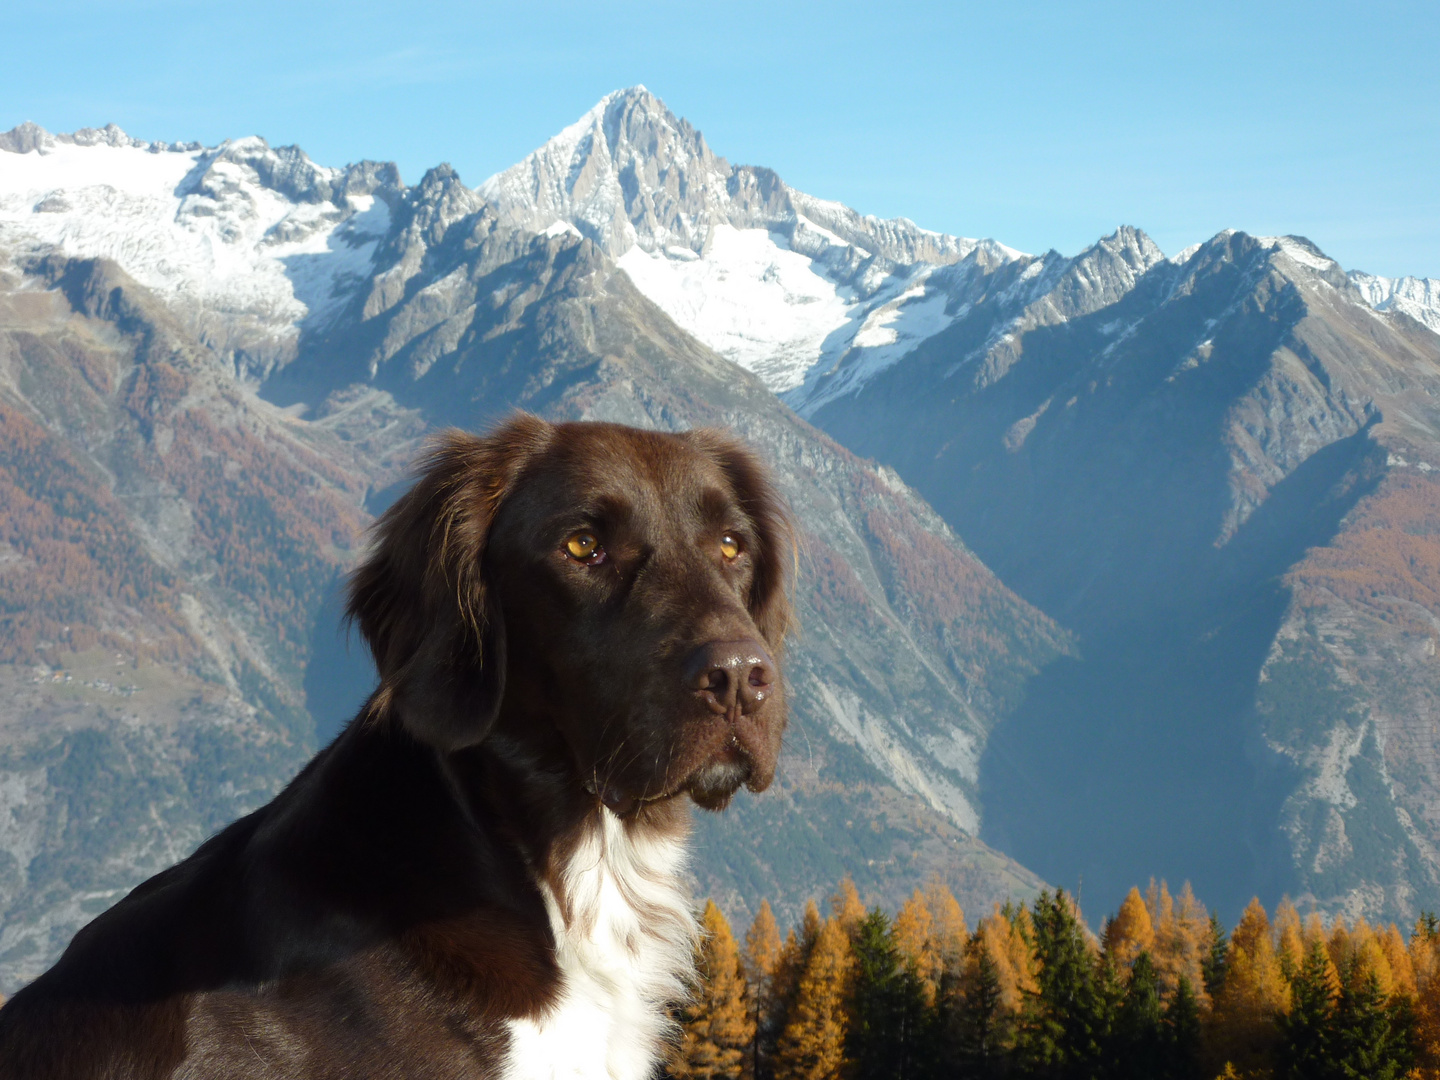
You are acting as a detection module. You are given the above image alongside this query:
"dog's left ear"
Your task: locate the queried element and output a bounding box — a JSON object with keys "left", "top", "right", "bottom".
{"left": 347, "top": 414, "right": 552, "bottom": 751}
{"left": 686, "top": 429, "right": 795, "bottom": 653}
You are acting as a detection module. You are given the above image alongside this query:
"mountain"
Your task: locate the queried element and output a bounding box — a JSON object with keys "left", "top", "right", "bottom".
{"left": 809, "top": 229, "right": 1440, "bottom": 923}
{"left": 0, "top": 110, "right": 1060, "bottom": 991}
{"left": 3, "top": 85, "right": 1438, "bottom": 991}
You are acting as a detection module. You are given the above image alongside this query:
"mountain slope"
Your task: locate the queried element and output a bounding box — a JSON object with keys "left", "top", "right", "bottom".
{"left": 0, "top": 248, "right": 431, "bottom": 986}
{"left": 810, "top": 228, "right": 1440, "bottom": 921}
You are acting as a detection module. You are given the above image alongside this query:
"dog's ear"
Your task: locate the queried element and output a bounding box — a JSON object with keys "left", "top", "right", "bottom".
{"left": 686, "top": 429, "right": 795, "bottom": 653}
{"left": 347, "top": 414, "right": 552, "bottom": 750}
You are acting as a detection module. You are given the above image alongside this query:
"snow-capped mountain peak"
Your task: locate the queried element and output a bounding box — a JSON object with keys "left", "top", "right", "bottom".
{"left": 479, "top": 85, "right": 732, "bottom": 258}
{"left": 1348, "top": 270, "right": 1440, "bottom": 334}
{"left": 480, "top": 87, "right": 1028, "bottom": 399}
{"left": 0, "top": 123, "right": 399, "bottom": 375}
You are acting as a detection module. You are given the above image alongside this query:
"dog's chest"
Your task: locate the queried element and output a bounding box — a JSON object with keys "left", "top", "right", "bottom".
{"left": 503, "top": 812, "right": 696, "bottom": 1080}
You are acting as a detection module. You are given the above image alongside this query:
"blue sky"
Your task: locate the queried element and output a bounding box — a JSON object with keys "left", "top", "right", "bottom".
{"left": 4, "top": 0, "right": 1436, "bottom": 276}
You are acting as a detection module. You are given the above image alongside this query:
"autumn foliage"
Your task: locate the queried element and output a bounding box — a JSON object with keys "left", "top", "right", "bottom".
{"left": 672, "top": 878, "right": 1440, "bottom": 1080}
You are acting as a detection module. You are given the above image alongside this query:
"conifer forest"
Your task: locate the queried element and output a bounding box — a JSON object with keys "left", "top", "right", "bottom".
{"left": 672, "top": 880, "right": 1440, "bottom": 1080}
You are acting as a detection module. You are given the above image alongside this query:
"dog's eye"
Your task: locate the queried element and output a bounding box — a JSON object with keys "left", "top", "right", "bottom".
{"left": 720, "top": 534, "right": 742, "bottom": 560}
{"left": 565, "top": 532, "right": 604, "bottom": 563}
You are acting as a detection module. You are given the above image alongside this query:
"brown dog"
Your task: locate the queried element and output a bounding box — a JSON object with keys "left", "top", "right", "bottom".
{"left": 0, "top": 415, "right": 792, "bottom": 1079}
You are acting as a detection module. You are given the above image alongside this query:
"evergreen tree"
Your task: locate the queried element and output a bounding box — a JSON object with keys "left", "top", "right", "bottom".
{"left": 1113, "top": 951, "right": 1165, "bottom": 1080}
{"left": 1014, "top": 889, "right": 1110, "bottom": 1080}
{"left": 955, "top": 935, "right": 1009, "bottom": 1080}
{"left": 1277, "top": 939, "right": 1337, "bottom": 1080}
{"left": 773, "top": 918, "right": 852, "bottom": 1080}
{"left": 1418, "top": 911, "right": 1440, "bottom": 942}
{"left": 1162, "top": 975, "right": 1202, "bottom": 1080}
{"left": 1332, "top": 961, "right": 1414, "bottom": 1080}
{"left": 1201, "top": 912, "right": 1228, "bottom": 999}
{"left": 847, "top": 909, "right": 930, "bottom": 1080}
{"left": 674, "top": 901, "right": 755, "bottom": 1080}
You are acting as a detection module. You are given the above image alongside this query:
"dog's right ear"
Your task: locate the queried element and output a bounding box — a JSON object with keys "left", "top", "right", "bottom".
{"left": 347, "top": 414, "right": 552, "bottom": 751}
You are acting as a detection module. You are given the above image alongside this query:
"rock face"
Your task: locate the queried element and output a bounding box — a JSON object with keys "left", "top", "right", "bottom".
{"left": 0, "top": 116, "right": 1060, "bottom": 991}
{"left": 811, "top": 229, "right": 1440, "bottom": 923}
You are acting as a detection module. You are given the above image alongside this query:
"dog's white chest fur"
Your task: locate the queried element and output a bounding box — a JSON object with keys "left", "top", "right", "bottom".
{"left": 502, "top": 809, "right": 696, "bottom": 1080}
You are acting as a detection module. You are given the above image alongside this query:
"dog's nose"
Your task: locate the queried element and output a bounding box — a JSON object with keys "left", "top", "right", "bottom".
{"left": 686, "top": 639, "right": 776, "bottom": 717}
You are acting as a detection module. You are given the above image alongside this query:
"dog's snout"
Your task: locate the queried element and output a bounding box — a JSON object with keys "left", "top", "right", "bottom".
{"left": 686, "top": 639, "right": 776, "bottom": 717}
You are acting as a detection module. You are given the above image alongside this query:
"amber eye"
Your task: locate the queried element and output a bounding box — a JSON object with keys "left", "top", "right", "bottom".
{"left": 720, "top": 534, "right": 742, "bottom": 560}
{"left": 565, "top": 532, "right": 603, "bottom": 562}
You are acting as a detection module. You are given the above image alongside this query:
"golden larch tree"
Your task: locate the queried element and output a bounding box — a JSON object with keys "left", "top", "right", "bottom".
{"left": 924, "top": 876, "right": 968, "bottom": 979}
{"left": 1379, "top": 922, "right": 1417, "bottom": 1000}
{"left": 1347, "top": 919, "right": 1396, "bottom": 999}
{"left": 1103, "top": 886, "right": 1154, "bottom": 970}
{"left": 673, "top": 900, "right": 755, "bottom": 1080}
{"left": 830, "top": 878, "right": 866, "bottom": 938}
{"left": 972, "top": 906, "right": 1038, "bottom": 1015}
{"left": 1141, "top": 879, "right": 1210, "bottom": 1004}
{"left": 1327, "top": 916, "right": 1353, "bottom": 973}
{"left": 893, "top": 888, "right": 940, "bottom": 1005}
{"left": 745, "top": 900, "right": 784, "bottom": 1080}
{"left": 773, "top": 918, "right": 853, "bottom": 1080}
{"left": 1209, "top": 898, "right": 1289, "bottom": 1076}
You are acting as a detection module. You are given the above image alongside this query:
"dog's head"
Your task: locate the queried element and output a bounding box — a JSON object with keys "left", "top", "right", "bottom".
{"left": 348, "top": 414, "right": 792, "bottom": 813}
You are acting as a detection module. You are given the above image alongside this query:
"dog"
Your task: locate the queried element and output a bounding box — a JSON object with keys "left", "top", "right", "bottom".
{"left": 0, "top": 415, "right": 792, "bottom": 1079}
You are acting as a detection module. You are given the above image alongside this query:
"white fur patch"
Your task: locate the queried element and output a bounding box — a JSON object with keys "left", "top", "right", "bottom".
{"left": 502, "top": 809, "right": 697, "bottom": 1080}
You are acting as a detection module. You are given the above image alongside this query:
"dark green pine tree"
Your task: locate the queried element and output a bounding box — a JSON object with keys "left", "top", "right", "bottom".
{"left": 1014, "top": 889, "right": 1113, "bottom": 1080}
{"left": 847, "top": 908, "right": 931, "bottom": 1080}
{"left": 1200, "top": 912, "right": 1228, "bottom": 999}
{"left": 1112, "top": 951, "right": 1165, "bottom": 1080}
{"left": 1162, "top": 975, "right": 1203, "bottom": 1080}
{"left": 954, "top": 943, "right": 1008, "bottom": 1080}
{"left": 1277, "top": 940, "right": 1337, "bottom": 1080}
{"left": 1331, "top": 963, "right": 1414, "bottom": 1080}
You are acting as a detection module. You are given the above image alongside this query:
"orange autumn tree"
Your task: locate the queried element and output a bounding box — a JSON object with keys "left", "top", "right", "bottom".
{"left": 761, "top": 899, "right": 823, "bottom": 1078}
{"left": 1152, "top": 882, "right": 1212, "bottom": 1006}
{"left": 674, "top": 900, "right": 755, "bottom": 1080}
{"left": 772, "top": 917, "right": 853, "bottom": 1080}
{"left": 1103, "top": 887, "right": 1154, "bottom": 971}
{"left": 925, "top": 877, "right": 968, "bottom": 987}
{"left": 893, "top": 888, "right": 940, "bottom": 1005}
{"left": 745, "top": 900, "right": 785, "bottom": 1080}
{"left": 1209, "top": 898, "right": 1290, "bottom": 1076}
{"left": 831, "top": 878, "right": 867, "bottom": 938}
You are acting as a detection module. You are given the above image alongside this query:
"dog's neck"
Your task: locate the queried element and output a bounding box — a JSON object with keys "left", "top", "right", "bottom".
{"left": 503, "top": 802, "right": 698, "bottom": 1080}
{"left": 433, "top": 727, "right": 699, "bottom": 1080}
